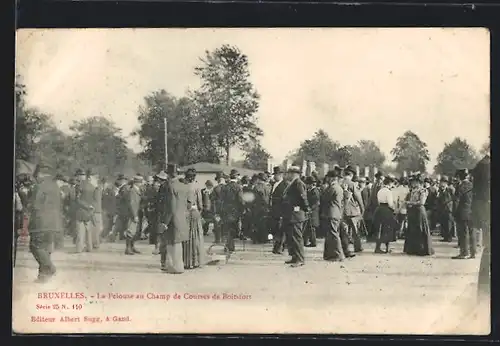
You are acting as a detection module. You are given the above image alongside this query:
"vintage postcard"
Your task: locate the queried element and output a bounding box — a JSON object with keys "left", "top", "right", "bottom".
{"left": 13, "top": 28, "right": 490, "bottom": 334}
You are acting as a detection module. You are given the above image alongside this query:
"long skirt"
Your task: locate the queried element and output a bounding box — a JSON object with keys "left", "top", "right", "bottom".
{"left": 166, "top": 243, "right": 184, "bottom": 273}
{"left": 372, "top": 204, "right": 398, "bottom": 243}
{"left": 322, "top": 218, "right": 345, "bottom": 261}
{"left": 404, "top": 206, "right": 434, "bottom": 256}
{"left": 182, "top": 209, "right": 204, "bottom": 269}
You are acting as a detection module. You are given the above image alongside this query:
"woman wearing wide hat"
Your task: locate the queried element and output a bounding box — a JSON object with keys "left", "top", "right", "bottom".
{"left": 403, "top": 173, "right": 434, "bottom": 256}
{"left": 183, "top": 168, "right": 205, "bottom": 269}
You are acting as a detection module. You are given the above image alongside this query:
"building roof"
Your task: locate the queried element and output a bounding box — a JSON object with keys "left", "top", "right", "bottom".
{"left": 179, "top": 162, "right": 262, "bottom": 177}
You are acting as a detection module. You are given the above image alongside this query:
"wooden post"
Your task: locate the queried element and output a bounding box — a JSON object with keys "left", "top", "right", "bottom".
{"left": 301, "top": 161, "right": 308, "bottom": 176}
{"left": 310, "top": 161, "right": 316, "bottom": 175}
{"left": 323, "top": 163, "right": 330, "bottom": 177}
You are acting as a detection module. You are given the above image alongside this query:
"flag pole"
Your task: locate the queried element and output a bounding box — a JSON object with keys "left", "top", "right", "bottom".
{"left": 163, "top": 113, "right": 168, "bottom": 169}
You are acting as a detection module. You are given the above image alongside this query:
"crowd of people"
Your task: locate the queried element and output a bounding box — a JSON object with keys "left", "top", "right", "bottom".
{"left": 14, "top": 156, "right": 489, "bottom": 282}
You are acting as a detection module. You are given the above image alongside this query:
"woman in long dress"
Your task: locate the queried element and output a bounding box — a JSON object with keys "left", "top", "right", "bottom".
{"left": 403, "top": 174, "right": 435, "bottom": 256}
{"left": 372, "top": 176, "right": 399, "bottom": 254}
{"left": 182, "top": 169, "right": 205, "bottom": 269}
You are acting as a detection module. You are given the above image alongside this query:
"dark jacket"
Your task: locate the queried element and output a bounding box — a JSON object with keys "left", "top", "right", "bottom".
{"left": 211, "top": 184, "right": 225, "bottom": 215}
{"left": 320, "top": 182, "right": 344, "bottom": 221}
{"left": 425, "top": 185, "right": 439, "bottom": 211}
{"left": 269, "top": 179, "right": 287, "bottom": 219}
{"left": 253, "top": 181, "right": 271, "bottom": 214}
{"left": 361, "top": 186, "right": 371, "bottom": 214}
{"left": 282, "top": 178, "right": 309, "bottom": 224}
{"left": 74, "top": 180, "right": 97, "bottom": 223}
{"left": 28, "top": 177, "right": 63, "bottom": 232}
{"left": 454, "top": 179, "right": 473, "bottom": 221}
{"left": 437, "top": 186, "right": 454, "bottom": 214}
{"left": 221, "top": 180, "right": 244, "bottom": 223}
{"left": 307, "top": 185, "right": 321, "bottom": 227}
{"left": 102, "top": 185, "right": 118, "bottom": 214}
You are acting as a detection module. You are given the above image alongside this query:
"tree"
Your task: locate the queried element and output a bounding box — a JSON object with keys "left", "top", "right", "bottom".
{"left": 69, "top": 116, "right": 128, "bottom": 177}
{"left": 337, "top": 145, "right": 353, "bottom": 167}
{"left": 15, "top": 107, "right": 51, "bottom": 161}
{"left": 434, "top": 137, "right": 478, "bottom": 176}
{"left": 243, "top": 140, "right": 271, "bottom": 171}
{"left": 479, "top": 138, "right": 490, "bottom": 157}
{"left": 193, "top": 44, "right": 262, "bottom": 165}
{"left": 15, "top": 74, "right": 52, "bottom": 161}
{"left": 133, "top": 90, "right": 220, "bottom": 170}
{"left": 293, "top": 130, "right": 341, "bottom": 166}
{"left": 350, "top": 140, "right": 386, "bottom": 168}
{"left": 391, "top": 131, "right": 430, "bottom": 173}
{"left": 34, "top": 125, "right": 77, "bottom": 174}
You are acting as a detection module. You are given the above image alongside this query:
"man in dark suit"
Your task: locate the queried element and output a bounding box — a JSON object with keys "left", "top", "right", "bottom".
{"left": 282, "top": 166, "right": 310, "bottom": 267}
{"left": 437, "top": 176, "right": 455, "bottom": 242}
{"left": 158, "top": 164, "right": 190, "bottom": 273}
{"left": 221, "top": 169, "right": 244, "bottom": 252}
{"left": 365, "top": 171, "right": 384, "bottom": 241}
{"left": 201, "top": 180, "right": 214, "bottom": 236}
{"left": 270, "top": 167, "right": 288, "bottom": 254}
{"left": 211, "top": 172, "right": 226, "bottom": 244}
{"left": 342, "top": 166, "right": 365, "bottom": 252}
{"left": 321, "top": 169, "right": 347, "bottom": 261}
{"left": 304, "top": 176, "right": 320, "bottom": 247}
{"left": 453, "top": 168, "right": 475, "bottom": 259}
{"left": 252, "top": 172, "right": 271, "bottom": 244}
{"left": 28, "top": 163, "right": 62, "bottom": 283}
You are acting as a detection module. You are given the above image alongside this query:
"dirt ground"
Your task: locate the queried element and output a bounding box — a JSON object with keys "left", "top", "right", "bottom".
{"left": 12, "top": 235, "right": 489, "bottom": 335}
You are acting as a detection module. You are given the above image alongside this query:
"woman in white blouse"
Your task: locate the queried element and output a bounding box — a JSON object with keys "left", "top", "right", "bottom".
{"left": 372, "top": 176, "right": 399, "bottom": 254}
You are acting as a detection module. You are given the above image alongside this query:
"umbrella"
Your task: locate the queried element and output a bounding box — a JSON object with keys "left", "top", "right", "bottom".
{"left": 15, "top": 159, "right": 36, "bottom": 176}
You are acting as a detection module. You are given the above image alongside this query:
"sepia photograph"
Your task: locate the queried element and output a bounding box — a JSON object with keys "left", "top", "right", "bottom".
{"left": 13, "top": 28, "right": 490, "bottom": 334}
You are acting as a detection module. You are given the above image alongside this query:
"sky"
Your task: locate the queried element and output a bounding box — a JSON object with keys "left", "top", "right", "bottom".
{"left": 16, "top": 28, "right": 490, "bottom": 171}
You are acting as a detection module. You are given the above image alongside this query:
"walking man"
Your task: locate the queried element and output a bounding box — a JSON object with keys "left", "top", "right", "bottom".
{"left": 28, "top": 163, "right": 62, "bottom": 283}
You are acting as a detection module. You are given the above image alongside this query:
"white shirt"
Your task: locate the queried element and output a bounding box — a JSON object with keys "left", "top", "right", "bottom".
{"left": 377, "top": 186, "right": 394, "bottom": 209}
{"left": 392, "top": 185, "right": 409, "bottom": 214}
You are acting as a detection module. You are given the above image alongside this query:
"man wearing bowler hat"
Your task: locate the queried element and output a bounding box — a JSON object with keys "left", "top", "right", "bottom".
{"left": 220, "top": 169, "right": 244, "bottom": 252}
{"left": 270, "top": 166, "right": 288, "bottom": 254}
{"left": 436, "top": 176, "right": 455, "bottom": 242}
{"left": 365, "top": 170, "right": 384, "bottom": 241}
{"left": 282, "top": 166, "right": 310, "bottom": 267}
{"left": 453, "top": 168, "right": 475, "bottom": 259}
{"left": 211, "top": 172, "right": 226, "bottom": 244}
